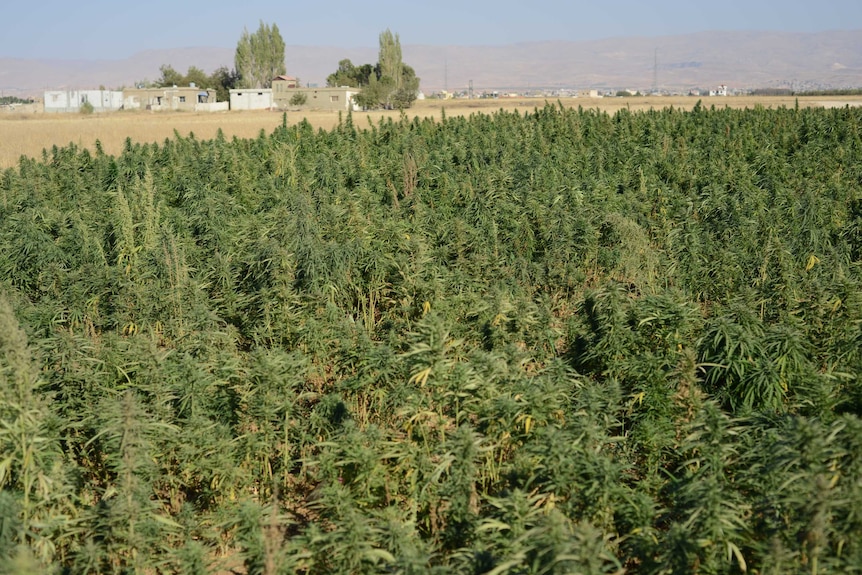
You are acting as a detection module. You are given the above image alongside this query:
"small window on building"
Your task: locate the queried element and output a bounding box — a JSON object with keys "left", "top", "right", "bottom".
{"left": 237, "top": 92, "right": 243, "bottom": 96}
{"left": 330, "top": 95, "right": 339, "bottom": 102}
{"left": 258, "top": 92, "right": 263, "bottom": 96}
{"left": 179, "top": 96, "right": 186, "bottom": 103}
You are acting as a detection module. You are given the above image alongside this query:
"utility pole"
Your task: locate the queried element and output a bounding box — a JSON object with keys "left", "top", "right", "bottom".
{"left": 653, "top": 48, "right": 658, "bottom": 94}
{"left": 444, "top": 57, "right": 448, "bottom": 93}
{"left": 469, "top": 79, "right": 473, "bottom": 99}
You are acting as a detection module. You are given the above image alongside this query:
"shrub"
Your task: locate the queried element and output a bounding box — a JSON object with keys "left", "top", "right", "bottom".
{"left": 289, "top": 91, "right": 307, "bottom": 106}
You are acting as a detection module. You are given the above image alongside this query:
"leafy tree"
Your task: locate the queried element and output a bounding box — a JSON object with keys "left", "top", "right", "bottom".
{"left": 184, "top": 66, "right": 210, "bottom": 89}
{"left": 156, "top": 64, "right": 186, "bottom": 87}
{"left": 235, "top": 21, "right": 286, "bottom": 89}
{"left": 155, "top": 64, "right": 210, "bottom": 90}
{"left": 390, "top": 63, "right": 420, "bottom": 109}
{"left": 153, "top": 64, "right": 239, "bottom": 102}
{"left": 209, "top": 66, "right": 242, "bottom": 102}
{"left": 372, "top": 29, "right": 420, "bottom": 109}
{"left": 326, "top": 30, "right": 420, "bottom": 109}
{"left": 352, "top": 73, "right": 389, "bottom": 110}
{"left": 378, "top": 29, "right": 403, "bottom": 93}
{"left": 326, "top": 59, "right": 374, "bottom": 88}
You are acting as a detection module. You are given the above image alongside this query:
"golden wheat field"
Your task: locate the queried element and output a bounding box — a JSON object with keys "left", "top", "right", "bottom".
{"left": 1, "top": 95, "right": 861, "bottom": 169}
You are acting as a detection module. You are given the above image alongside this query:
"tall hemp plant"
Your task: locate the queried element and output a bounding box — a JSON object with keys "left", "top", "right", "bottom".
{"left": 0, "top": 296, "right": 73, "bottom": 569}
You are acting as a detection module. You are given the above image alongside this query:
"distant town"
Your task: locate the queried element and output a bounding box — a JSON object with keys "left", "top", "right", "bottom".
{"left": 1, "top": 81, "right": 753, "bottom": 115}
{"left": 4, "top": 78, "right": 861, "bottom": 116}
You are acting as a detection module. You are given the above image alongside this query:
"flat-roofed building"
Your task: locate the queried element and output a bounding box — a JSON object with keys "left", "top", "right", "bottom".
{"left": 273, "top": 86, "right": 361, "bottom": 112}
{"left": 44, "top": 90, "right": 123, "bottom": 113}
{"left": 229, "top": 89, "right": 273, "bottom": 110}
{"left": 123, "top": 86, "right": 218, "bottom": 111}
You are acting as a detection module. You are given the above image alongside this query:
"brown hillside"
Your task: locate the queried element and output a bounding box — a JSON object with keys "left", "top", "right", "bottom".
{"left": 1, "top": 30, "right": 860, "bottom": 97}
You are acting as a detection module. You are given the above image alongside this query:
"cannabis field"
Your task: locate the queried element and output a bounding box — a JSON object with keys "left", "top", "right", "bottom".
{"left": 2, "top": 103, "right": 862, "bottom": 574}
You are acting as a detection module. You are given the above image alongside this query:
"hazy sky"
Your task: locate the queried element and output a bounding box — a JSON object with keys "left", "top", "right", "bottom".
{"left": 2, "top": 0, "right": 861, "bottom": 59}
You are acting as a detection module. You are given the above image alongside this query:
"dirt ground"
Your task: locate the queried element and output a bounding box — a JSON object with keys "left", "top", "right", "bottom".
{"left": 2, "top": 95, "right": 861, "bottom": 169}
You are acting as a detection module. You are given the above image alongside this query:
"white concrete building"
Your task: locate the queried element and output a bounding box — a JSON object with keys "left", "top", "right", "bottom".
{"left": 229, "top": 89, "right": 273, "bottom": 110}
{"left": 709, "top": 85, "right": 728, "bottom": 97}
{"left": 44, "top": 90, "right": 123, "bottom": 113}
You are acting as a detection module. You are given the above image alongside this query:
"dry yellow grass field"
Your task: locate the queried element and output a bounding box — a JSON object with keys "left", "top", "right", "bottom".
{"left": 2, "top": 95, "right": 861, "bottom": 169}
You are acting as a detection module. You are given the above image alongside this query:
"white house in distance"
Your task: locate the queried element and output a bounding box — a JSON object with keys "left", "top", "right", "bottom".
{"left": 229, "top": 88, "right": 273, "bottom": 110}
{"left": 709, "top": 84, "right": 729, "bottom": 96}
{"left": 44, "top": 90, "right": 123, "bottom": 113}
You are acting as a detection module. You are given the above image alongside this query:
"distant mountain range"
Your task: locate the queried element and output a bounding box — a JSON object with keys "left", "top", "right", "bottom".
{"left": 2, "top": 30, "right": 860, "bottom": 97}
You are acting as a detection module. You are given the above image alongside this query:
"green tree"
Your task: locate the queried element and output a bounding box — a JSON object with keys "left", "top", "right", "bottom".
{"left": 353, "top": 73, "right": 390, "bottom": 110}
{"left": 326, "top": 59, "right": 374, "bottom": 88}
{"left": 378, "top": 29, "right": 403, "bottom": 94}
{"left": 209, "top": 66, "right": 241, "bottom": 102}
{"left": 375, "top": 29, "right": 420, "bottom": 108}
{"left": 156, "top": 64, "right": 186, "bottom": 87}
{"left": 325, "top": 31, "right": 419, "bottom": 109}
{"left": 326, "top": 59, "right": 357, "bottom": 88}
{"left": 155, "top": 65, "right": 210, "bottom": 88}
{"left": 390, "top": 64, "right": 420, "bottom": 109}
{"left": 349, "top": 29, "right": 420, "bottom": 109}
{"left": 235, "top": 21, "right": 286, "bottom": 89}
{"left": 184, "top": 66, "right": 209, "bottom": 89}
{"left": 152, "top": 65, "right": 238, "bottom": 102}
